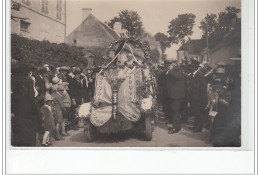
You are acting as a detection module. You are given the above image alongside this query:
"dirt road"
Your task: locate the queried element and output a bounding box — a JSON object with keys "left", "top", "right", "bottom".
{"left": 50, "top": 121, "right": 212, "bottom": 147}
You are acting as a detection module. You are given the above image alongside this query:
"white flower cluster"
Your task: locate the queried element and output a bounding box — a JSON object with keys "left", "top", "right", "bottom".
{"left": 141, "top": 97, "right": 153, "bottom": 111}
{"left": 78, "top": 103, "right": 92, "bottom": 118}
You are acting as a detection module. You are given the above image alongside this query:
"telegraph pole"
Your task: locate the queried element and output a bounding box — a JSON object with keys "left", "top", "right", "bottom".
{"left": 206, "top": 14, "right": 209, "bottom": 62}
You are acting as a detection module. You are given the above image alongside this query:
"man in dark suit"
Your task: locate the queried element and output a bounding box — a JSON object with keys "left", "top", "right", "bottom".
{"left": 189, "top": 63, "right": 208, "bottom": 132}
{"left": 157, "top": 67, "right": 169, "bottom": 122}
{"left": 165, "top": 62, "right": 186, "bottom": 134}
{"left": 12, "top": 65, "right": 41, "bottom": 146}
{"left": 70, "top": 67, "right": 83, "bottom": 106}
{"left": 35, "top": 67, "right": 47, "bottom": 107}
{"left": 69, "top": 67, "right": 82, "bottom": 129}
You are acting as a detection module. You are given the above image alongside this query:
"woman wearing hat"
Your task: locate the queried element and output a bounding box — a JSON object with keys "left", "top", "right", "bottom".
{"left": 58, "top": 66, "right": 70, "bottom": 82}
{"left": 50, "top": 76, "right": 62, "bottom": 94}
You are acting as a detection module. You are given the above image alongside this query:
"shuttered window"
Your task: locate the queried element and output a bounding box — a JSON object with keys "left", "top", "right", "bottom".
{"left": 41, "top": 0, "right": 48, "bottom": 14}
{"left": 22, "top": 0, "right": 30, "bottom": 6}
{"left": 20, "top": 20, "right": 30, "bottom": 32}
{"left": 56, "top": 0, "right": 62, "bottom": 20}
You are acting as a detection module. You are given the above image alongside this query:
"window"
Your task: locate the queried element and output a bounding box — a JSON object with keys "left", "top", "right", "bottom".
{"left": 20, "top": 20, "right": 30, "bottom": 32}
{"left": 56, "top": 0, "right": 62, "bottom": 20}
{"left": 41, "top": 0, "right": 48, "bottom": 14}
{"left": 22, "top": 0, "right": 30, "bottom": 6}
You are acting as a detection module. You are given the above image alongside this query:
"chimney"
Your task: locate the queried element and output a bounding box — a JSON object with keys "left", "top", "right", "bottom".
{"left": 82, "top": 8, "right": 92, "bottom": 21}
{"left": 113, "top": 22, "right": 122, "bottom": 35}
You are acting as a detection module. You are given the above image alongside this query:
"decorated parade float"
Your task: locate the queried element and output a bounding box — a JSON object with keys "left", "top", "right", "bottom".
{"left": 77, "top": 37, "right": 157, "bottom": 142}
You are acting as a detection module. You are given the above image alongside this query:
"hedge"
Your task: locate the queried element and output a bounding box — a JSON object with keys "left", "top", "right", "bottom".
{"left": 11, "top": 34, "right": 105, "bottom": 69}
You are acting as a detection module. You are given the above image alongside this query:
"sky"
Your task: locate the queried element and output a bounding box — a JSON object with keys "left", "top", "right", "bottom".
{"left": 66, "top": 0, "right": 241, "bottom": 59}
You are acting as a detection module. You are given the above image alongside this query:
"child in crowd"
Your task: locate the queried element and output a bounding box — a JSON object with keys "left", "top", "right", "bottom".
{"left": 59, "top": 83, "right": 71, "bottom": 136}
{"left": 40, "top": 94, "right": 55, "bottom": 146}
{"left": 52, "top": 85, "right": 66, "bottom": 140}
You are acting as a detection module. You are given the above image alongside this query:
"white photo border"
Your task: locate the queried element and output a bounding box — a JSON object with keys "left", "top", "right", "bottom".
{"left": 2, "top": 0, "right": 257, "bottom": 174}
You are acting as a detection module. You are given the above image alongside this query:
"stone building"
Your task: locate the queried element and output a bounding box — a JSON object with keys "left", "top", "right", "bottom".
{"left": 66, "top": 9, "right": 144, "bottom": 68}
{"left": 66, "top": 8, "right": 119, "bottom": 48}
{"left": 11, "top": 0, "right": 66, "bottom": 43}
{"left": 200, "top": 25, "right": 241, "bottom": 68}
{"left": 176, "top": 39, "right": 205, "bottom": 64}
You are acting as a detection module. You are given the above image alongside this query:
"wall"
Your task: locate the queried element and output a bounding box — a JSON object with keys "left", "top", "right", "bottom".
{"left": 177, "top": 50, "right": 185, "bottom": 63}
{"left": 208, "top": 44, "right": 240, "bottom": 68}
{"left": 11, "top": 0, "right": 66, "bottom": 43}
{"left": 177, "top": 50, "right": 200, "bottom": 63}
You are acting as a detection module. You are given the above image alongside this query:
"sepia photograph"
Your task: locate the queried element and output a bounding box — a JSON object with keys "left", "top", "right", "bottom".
{"left": 10, "top": 0, "right": 242, "bottom": 148}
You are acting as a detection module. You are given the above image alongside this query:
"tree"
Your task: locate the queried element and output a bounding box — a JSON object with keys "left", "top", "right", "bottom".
{"left": 167, "top": 13, "right": 196, "bottom": 44}
{"left": 154, "top": 32, "right": 171, "bottom": 53}
{"left": 199, "top": 6, "right": 240, "bottom": 48}
{"left": 217, "top": 6, "right": 240, "bottom": 34}
{"left": 199, "top": 14, "right": 218, "bottom": 39}
{"left": 108, "top": 10, "right": 144, "bottom": 37}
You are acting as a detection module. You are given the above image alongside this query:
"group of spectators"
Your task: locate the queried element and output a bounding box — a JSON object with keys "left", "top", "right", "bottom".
{"left": 11, "top": 56, "right": 241, "bottom": 147}
{"left": 11, "top": 64, "right": 96, "bottom": 146}
{"left": 157, "top": 57, "right": 241, "bottom": 146}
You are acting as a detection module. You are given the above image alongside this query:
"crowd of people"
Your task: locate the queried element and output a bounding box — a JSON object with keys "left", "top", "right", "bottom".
{"left": 11, "top": 64, "right": 96, "bottom": 146}
{"left": 157, "top": 57, "right": 241, "bottom": 147}
{"left": 11, "top": 56, "right": 241, "bottom": 147}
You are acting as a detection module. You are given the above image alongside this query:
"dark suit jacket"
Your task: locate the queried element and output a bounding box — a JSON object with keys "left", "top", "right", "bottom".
{"left": 70, "top": 77, "right": 83, "bottom": 104}
{"left": 165, "top": 67, "right": 186, "bottom": 100}
{"left": 190, "top": 69, "right": 207, "bottom": 108}
{"left": 35, "top": 75, "right": 46, "bottom": 105}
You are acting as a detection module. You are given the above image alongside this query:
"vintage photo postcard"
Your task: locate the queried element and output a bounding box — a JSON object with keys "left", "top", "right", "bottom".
{"left": 5, "top": 0, "right": 256, "bottom": 174}
{"left": 10, "top": 0, "right": 243, "bottom": 148}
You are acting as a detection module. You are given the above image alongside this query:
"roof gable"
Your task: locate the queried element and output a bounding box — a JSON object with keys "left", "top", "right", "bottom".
{"left": 66, "top": 14, "right": 120, "bottom": 48}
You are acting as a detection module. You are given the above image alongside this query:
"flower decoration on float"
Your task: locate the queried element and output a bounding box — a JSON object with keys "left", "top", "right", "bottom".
{"left": 141, "top": 96, "right": 153, "bottom": 111}
{"left": 78, "top": 103, "right": 92, "bottom": 118}
{"left": 103, "top": 36, "right": 153, "bottom": 72}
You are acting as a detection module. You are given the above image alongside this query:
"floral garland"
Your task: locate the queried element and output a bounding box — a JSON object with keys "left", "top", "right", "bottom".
{"left": 102, "top": 37, "right": 153, "bottom": 71}
{"left": 92, "top": 37, "right": 159, "bottom": 123}
{"left": 102, "top": 36, "right": 158, "bottom": 96}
